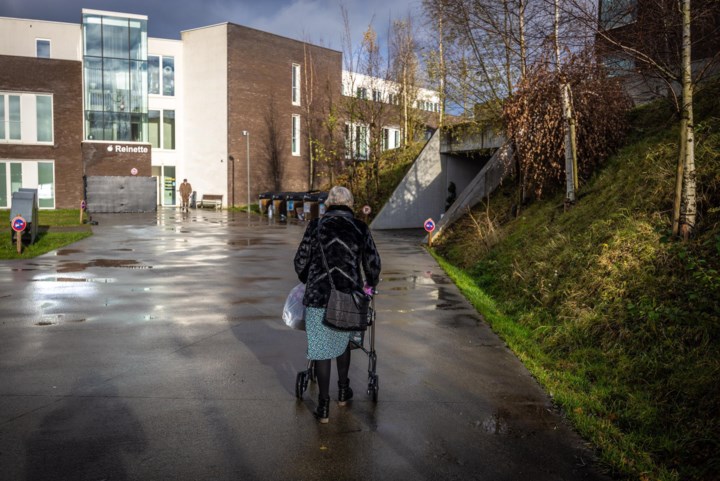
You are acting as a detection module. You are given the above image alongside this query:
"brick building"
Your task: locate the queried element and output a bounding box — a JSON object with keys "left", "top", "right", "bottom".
{"left": 0, "top": 9, "right": 437, "bottom": 210}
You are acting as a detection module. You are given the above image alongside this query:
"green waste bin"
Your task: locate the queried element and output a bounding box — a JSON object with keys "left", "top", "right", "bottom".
{"left": 272, "top": 192, "right": 288, "bottom": 218}
{"left": 258, "top": 192, "right": 272, "bottom": 215}
{"left": 10, "top": 189, "right": 39, "bottom": 245}
{"left": 285, "top": 192, "right": 305, "bottom": 219}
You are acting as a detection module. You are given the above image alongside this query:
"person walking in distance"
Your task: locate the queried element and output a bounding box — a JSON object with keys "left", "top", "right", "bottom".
{"left": 179, "top": 179, "right": 192, "bottom": 212}
{"left": 293, "top": 186, "right": 381, "bottom": 423}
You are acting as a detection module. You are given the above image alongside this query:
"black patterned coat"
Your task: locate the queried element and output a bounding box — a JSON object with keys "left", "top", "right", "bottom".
{"left": 294, "top": 205, "right": 382, "bottom": 308}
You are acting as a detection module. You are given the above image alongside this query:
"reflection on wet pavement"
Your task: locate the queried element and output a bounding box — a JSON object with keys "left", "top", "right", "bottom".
{"left": 0, "top": 208, "right": 610, "bottom": 481}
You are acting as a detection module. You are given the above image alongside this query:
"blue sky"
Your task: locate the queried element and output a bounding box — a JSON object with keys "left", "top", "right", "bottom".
{"left": 0, "top": 0, "right": 422, "bottom": 55}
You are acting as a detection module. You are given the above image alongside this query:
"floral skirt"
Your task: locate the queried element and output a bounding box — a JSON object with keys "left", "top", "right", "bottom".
{"left": 305, "top": 307, "right": 354, "bottom": 360}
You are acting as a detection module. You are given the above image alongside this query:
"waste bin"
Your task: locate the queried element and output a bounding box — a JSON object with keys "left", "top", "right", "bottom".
{"left": 303, "top": 192, "right": 320, "bottom": 221}
{"left": 272, "top": 192, "right": 288, "bottom": 218}
{"left": 285, "top": 192, "right": 305, "bottom": 219}
{"left": 258, "top": 192, "right": 272, "bottom": 215}
{"left": 318, "top": 192, "right": 329, "bottom": 216}
{"left": 9, "top": 189, "right": 39, "bottom": 245}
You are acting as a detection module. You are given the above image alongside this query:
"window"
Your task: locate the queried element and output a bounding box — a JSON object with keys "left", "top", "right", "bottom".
{"left": 162, "top": 110, "right": 175, "bottom": 149}
{"left": 291, "top": 114, "right": 301, "bottom": 156}
{"left": 148, "top": 56, "right": 160, "bottom": 94}
{"left": 600, "top": 0, "right": 637, "bottom": 30}
{"left": 148, "top": 110, "right": 160, "bottom": 147}
{"left": 603, "top": 55, "right": 635, "bottom": 77}
{"left": 162, "top": 57, "right": 175, "bottom": 96}
{"left": 0, "top": 93, "right": 53, "bottom": 144}
{"left": 36, "top": 96, "right": 53, "bottom": 142}
{"left": 356, "top": 87, "right": 367, "bottom": 99}
{"left": 36, "top": 39, "right": 51, "bottom": 58}
{"left": 344, "top": 122, "right": 369, "bottom": 159}
{"left": 382, "top": 127, "right": 401, "bottom": 151}
{"left": 292, "top": 63, "right": 301, "bottom": 105}
{"left": 8, "top": 95, "right": 20, "bottom": 140}
{"left": 372, "top": 90, "right": 382, "bottom": 102}
{"left": 0, "top": 162, "right": 5, "bottom": 208}
{"left": 37, "top": 162, "right": 54, "bottom": 208}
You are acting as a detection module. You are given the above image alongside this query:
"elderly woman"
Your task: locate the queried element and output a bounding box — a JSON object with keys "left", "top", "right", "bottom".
{"left": 293, "top": 186, "right": 382, "bottom": 423}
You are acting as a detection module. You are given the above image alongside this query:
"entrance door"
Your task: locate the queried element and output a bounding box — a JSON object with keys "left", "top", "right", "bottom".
{"left": 163, "top": 165, "right": 176, "bottom": 206}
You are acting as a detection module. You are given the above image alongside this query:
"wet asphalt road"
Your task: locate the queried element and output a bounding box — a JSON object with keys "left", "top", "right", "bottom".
{"left": 0, "top": 208, "right": 610, "bottom": 481}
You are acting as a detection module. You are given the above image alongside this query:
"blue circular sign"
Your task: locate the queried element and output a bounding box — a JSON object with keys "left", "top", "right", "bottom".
{"left": 11, "top": 216, "right": 27, "bottom": 232}
{"left": 424, "top": 218, "right": 435, "bottom": 232}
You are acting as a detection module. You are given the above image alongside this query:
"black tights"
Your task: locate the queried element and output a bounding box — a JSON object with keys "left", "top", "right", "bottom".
{"left": 315, "top": 346, "right": 351, "bottom": 400}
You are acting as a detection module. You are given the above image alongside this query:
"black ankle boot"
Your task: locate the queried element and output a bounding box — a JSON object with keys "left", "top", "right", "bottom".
{"left": 338, "top": 379, "right": 353, "bottom": 406}
{"left": 315, "top": 397, "right": 330, "bottom": 423}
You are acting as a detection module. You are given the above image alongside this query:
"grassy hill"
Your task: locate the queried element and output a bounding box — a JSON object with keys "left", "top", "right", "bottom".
{"left": 432, "top": 80, "right": 720, "bottom": 480}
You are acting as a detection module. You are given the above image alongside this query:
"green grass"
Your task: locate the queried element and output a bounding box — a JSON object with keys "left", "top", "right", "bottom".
{"left": 0, "top": 209, "right": 92, "bottom": 259}
{"left": 432, "top": 80, "right": 720, "bottom": 481}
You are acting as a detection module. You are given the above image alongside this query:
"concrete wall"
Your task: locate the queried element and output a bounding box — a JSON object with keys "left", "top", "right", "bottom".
{"left": 433, "top": 142, "right": 514, "bottom": 239}
{"left": 0, "top": 17, "right": 81, "bottom": 60}
{"left": 181, "top": 24, "right": 228, "bottom": 205}
{"left": 371, "top": 131, "right": 444, "bottom": 230}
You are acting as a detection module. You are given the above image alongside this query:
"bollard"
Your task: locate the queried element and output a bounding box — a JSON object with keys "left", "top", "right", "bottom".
{"left": 79, "top": 200, "right": 86, "bottom": 224}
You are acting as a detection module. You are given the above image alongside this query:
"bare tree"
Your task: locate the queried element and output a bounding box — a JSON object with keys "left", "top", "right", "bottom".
{"left": 262, "top": 94, "right": 285, "bottom": 191}
{"left": 566, "top": 0, "right": 720, "bottom": 236}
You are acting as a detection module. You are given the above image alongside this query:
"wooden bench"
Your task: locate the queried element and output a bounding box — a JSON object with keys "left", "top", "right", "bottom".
{"left": 197, "top": 194, "right": 223, "bottom": 210}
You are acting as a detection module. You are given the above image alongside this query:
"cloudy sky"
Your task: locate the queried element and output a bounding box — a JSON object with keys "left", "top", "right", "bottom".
{"left": 0, "top": 0, "right": 423, "bottom": 54}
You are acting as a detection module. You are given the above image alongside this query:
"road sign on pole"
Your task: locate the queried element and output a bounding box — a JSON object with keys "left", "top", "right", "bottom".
{"left": 424, "top": 218, "right": 436, "bottom": 247}
{"left": 11, "top": 215, "right": 27, "bottom": 232}
{"left": 11, "top": 215, "right": 26, "bottom": 254}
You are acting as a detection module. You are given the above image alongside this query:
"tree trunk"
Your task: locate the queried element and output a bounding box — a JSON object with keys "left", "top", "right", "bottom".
{"left": 555, "top": 0, "right": 576, "bottom": 203}
{"left": 678, "top": 0, "right": 696, "bottom": 239}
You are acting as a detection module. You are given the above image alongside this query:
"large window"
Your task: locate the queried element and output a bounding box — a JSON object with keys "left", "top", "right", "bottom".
{"left": 292, "top": 63, "right": 301, "bottom": 105}
{"left": 0, "top": 93, "right": 53, "bottom": 144}
{"left": 83, "top": 12, "right": 148, "bottom": 142}
{"left": 291, "top": 114, "right": 300, "bottom": 156}
{"left": 148, "top": 55, "right": 174, "bottom": 96}
{"left": 0, "top": 161, "right": 55, "bottom": 209}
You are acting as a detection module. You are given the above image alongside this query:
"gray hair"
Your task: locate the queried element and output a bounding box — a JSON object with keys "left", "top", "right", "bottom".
{"left": 326, "top": 186, "right": 354, "bottom": 208}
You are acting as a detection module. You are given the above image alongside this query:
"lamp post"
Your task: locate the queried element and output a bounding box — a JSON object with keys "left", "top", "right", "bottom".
{"left": 242, "top": 131, "right": 250, "bottom": 213}
{"left": 228, "top": 155, "right": 235, "bottom": 207}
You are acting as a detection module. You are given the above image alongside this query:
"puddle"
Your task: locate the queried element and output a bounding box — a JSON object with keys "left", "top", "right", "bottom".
{"left": 55, "top": 249, "right": 82, "bottom": 256}
{"left": 476, "top": 412, "right": 511, "bottom": 435}
{"left": 10, "top": 268, "right": 37, "bottom": 272}
{"left": 56, "top": 259, "right": 152, "bottom": 272}
{"left": 33, "top": 277, "right": 117, "bottom": 283}
{"left": 34, "top": 314, "right": 87, "bottom": 326}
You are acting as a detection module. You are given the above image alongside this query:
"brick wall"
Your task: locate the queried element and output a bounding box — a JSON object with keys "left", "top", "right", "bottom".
{"left": 226, "top": 24, "right": 342, "bottom": 204}
{"left": 0, "top": 55, "right": 83, "bottom": 209}
{"left": 82, "top": 142, "right": 152, "bottom": 177}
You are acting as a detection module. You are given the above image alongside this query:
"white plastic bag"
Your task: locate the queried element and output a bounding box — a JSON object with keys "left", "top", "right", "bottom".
{"left": 282, "top": 283, "right": 306, "bottom": 330}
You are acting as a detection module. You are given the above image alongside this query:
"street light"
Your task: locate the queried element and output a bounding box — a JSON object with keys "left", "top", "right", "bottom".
{"left": 242, "top": 131, "right": 250, "bottom": 213}
{"left": 228, "top": 156, "right": 235, "bottom": 207}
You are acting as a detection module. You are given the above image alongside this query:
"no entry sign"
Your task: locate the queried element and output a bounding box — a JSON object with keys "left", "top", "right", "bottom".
{"left": 11, "top": 216, "right": 27, "bottom": 233}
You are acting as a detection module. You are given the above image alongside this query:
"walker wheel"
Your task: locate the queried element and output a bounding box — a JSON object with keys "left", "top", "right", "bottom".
{"left": 368, "top": 374, "right": 379, "bottom": 402}
{"left": 295, "top": 372, "right": 307, "bottom": 399}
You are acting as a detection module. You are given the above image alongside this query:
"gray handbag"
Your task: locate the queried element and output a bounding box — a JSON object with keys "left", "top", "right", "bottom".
{"left": 317, "top": 219, "right": 371, "bottom": 332}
